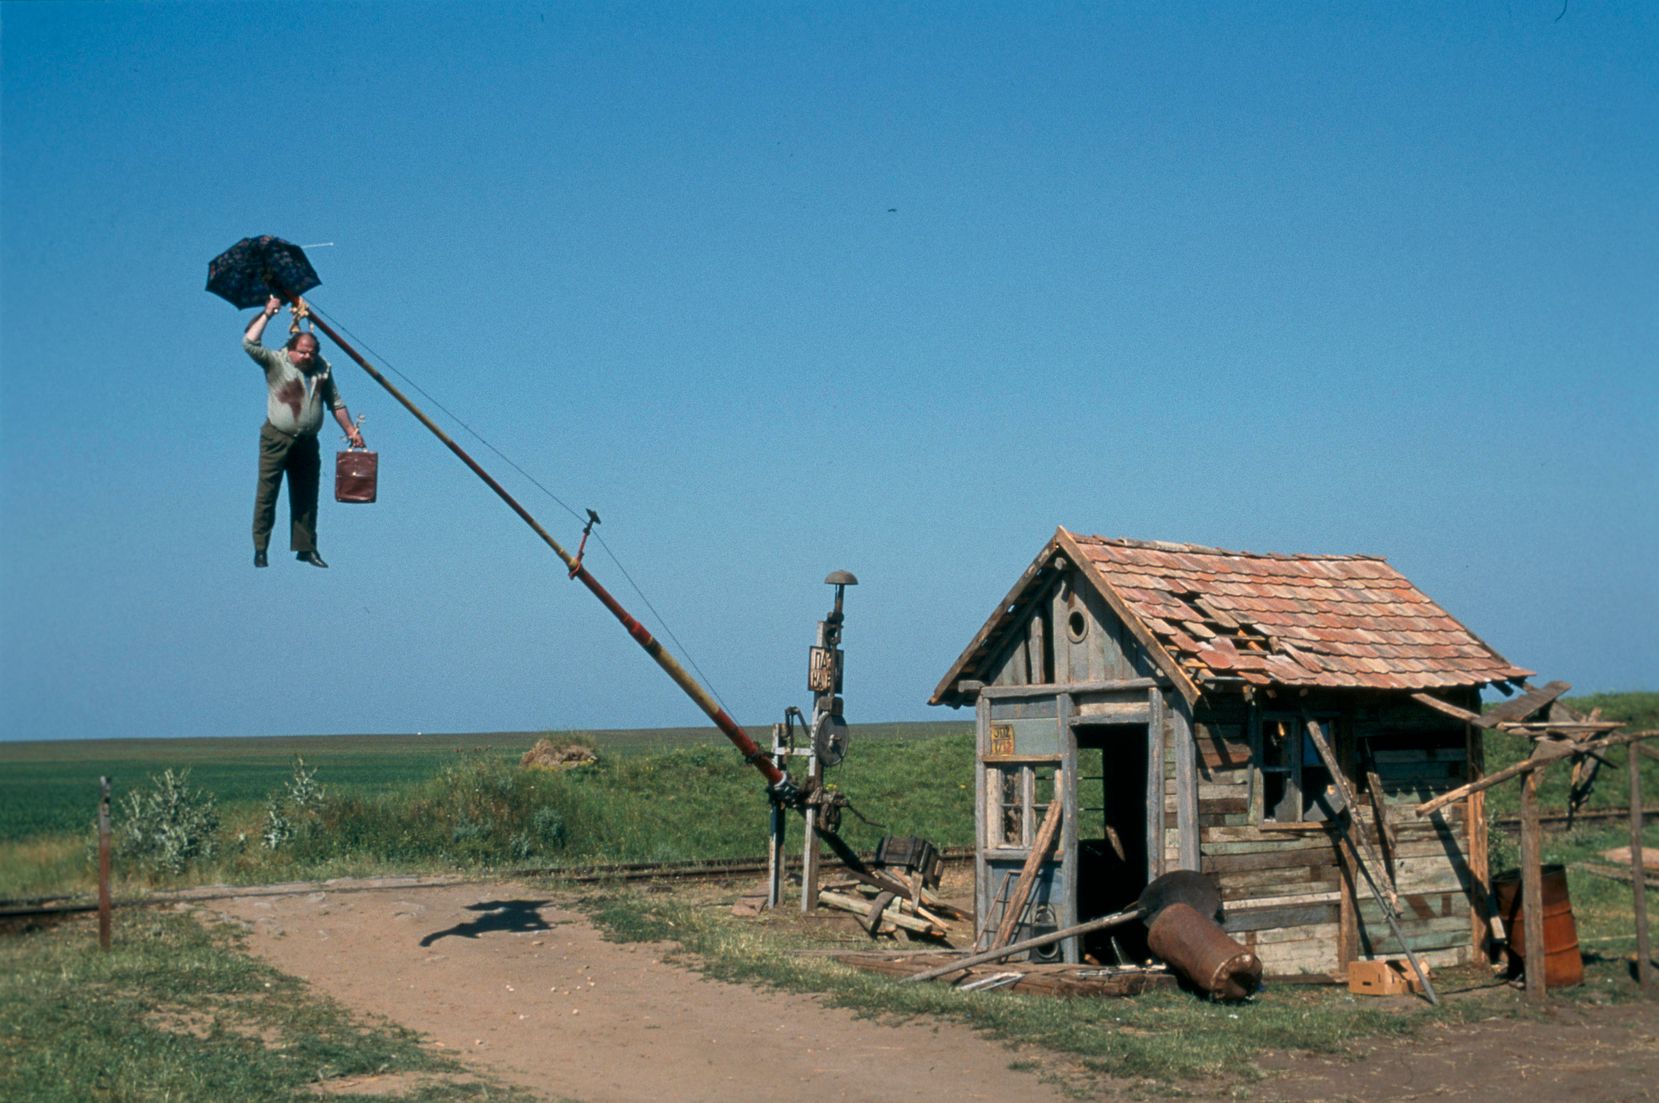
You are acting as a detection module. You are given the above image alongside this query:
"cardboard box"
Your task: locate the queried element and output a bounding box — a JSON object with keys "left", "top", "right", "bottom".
{"left": 1348, "top": 959, "right": 1431, "bottom": 996}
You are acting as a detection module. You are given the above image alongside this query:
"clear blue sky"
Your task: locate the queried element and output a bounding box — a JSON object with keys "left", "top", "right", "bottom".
{"left": 1, "top": 2, "right": 1653, "bottom": 743}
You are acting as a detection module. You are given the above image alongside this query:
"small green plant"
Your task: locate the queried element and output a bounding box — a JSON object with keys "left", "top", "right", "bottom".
{"left": 510, "top": 805, "right": 569, "bottom": 861}
{"left": 115, "top": 769, "right": 220, "bottom": 874}
{"left": 262, "top": 756, "right": 325, "bottom": 851}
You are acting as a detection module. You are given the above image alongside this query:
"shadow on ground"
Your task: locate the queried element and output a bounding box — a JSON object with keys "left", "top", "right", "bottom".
{"left": 419, "top": 899, "right": 553, "bottom": 946}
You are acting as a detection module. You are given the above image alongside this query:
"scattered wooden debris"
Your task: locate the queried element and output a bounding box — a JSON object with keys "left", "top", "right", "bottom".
{"left": 729, "top": 892, "right": 768, "bottom": 917}
{"left": 835, "top": 952, "right": 1175, "bottom": 998}
{"left": 816, "top": 887, "right": 950, "bottom": 939}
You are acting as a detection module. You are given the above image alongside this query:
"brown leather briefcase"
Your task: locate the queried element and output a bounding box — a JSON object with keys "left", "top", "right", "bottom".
{"left": 335, "top": 448, "right": 379, "bottom": 504}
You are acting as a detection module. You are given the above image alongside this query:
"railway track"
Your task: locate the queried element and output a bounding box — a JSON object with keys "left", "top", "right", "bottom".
{"left": 0, "top": 846, "right": 978, "bottom": 921}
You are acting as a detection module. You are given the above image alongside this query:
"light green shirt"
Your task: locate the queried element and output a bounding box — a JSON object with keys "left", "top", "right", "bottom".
{"left": 243, "top": 338, "right": 345, "bottom": 436}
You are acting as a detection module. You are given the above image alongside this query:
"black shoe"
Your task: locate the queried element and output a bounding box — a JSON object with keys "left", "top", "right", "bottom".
{"left": 254, "top": 550, "right": 268, "bottom": 568}
{"left": 297, "top": 551, "right": 329, "bottom": 568}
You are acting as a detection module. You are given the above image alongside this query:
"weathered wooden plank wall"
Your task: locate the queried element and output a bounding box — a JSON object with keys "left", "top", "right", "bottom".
{"left": 1354, "top": 695, "right": 1477, "bottom": 968}
{"left": 1184, "top": 694, "right": 1479, "bottom": 976}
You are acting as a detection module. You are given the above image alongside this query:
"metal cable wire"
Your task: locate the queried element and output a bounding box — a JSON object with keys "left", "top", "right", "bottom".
{"left": 306, "top": 303, "right": 737, "bottom": 718}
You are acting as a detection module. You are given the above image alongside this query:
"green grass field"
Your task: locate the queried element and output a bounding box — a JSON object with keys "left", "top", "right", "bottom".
{"left": 0, "top": 721, "right": 970, "bottom": 842}
{"left": 0, "top": 721, "right": 975, "bottom": 899}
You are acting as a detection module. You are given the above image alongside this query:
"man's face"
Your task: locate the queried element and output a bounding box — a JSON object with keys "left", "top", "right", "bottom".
{"left": 289, "top": 337, "right": 319, "bottom": 371}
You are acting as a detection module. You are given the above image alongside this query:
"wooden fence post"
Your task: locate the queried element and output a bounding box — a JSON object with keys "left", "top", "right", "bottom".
{"left": 1520, "top": 770, "right": 1546, "bottom": 1004}
{"left": 1467, "top": 720, "right": 1493, "bottom": 958}
{"left": 1632, "top": 744, "right": 1652, "bottom": 993}
{"left": 97, "top": 776, "right": 112, "bottom": 951}
{"left": 800, "top": 751, "right": 822, "bottom": 913}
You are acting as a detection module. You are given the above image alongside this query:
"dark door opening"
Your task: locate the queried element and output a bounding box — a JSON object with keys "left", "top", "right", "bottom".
{"left": 1074, "top": 723, "right": 1150, "bottom": 963}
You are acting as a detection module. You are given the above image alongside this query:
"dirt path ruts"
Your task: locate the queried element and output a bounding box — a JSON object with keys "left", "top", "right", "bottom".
{"left": 208, "top": 880, "right": 1075, "bottom": 1103}
{"left": 206, "top": 878, "right": 1659, "bottom": 1103}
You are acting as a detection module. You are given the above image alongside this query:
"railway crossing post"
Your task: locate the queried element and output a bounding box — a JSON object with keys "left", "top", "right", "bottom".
{"left": 766, "top": 572, "right": 858, "bottom": 912}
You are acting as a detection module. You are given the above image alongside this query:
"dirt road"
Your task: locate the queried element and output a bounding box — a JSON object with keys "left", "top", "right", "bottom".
{"left": 208, "top": 879, "right": 1074, "bottom": 1103}
{"left": 207, "top": 879, "right": 1659, "bottom": 1103}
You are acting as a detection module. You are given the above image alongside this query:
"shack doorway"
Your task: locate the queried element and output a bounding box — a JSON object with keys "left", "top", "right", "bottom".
{"left": 1074, "top": 722, "right": 1151, "bottom": 963}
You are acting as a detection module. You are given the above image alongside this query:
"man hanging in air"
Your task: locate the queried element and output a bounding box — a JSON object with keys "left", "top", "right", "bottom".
{"left": 242, "top": 295, "right": 364, "bottom": 568}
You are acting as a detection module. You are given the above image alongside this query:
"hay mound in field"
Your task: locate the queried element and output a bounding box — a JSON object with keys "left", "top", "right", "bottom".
{"left": 520, "top": 738, "right": 598, "bottom": 771}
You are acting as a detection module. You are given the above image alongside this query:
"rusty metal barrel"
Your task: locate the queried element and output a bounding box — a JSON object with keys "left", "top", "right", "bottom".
{"left": 1492, "top": 865, "right": 1583, "bottom": 988}
{"left": 1145, "top": 901, "right": 1262, "bottom": 1000}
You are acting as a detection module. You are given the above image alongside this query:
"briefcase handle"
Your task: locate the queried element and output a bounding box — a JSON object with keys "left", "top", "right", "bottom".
{"left": 341, "top": 414, "right": 368, "bottom": 451}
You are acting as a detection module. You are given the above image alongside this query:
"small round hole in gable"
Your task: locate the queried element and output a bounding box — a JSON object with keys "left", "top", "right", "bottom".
{"left": 1067, "top": 609, "right": 1088, "bottom": 642}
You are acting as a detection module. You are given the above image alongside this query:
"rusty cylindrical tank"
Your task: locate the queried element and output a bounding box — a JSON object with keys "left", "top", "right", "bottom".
{"left": 1145, "top": 901, "right": 1262, "bottom": 1000}
{"left": 1492, "top": 865, "right": 1584, "bottom": 988}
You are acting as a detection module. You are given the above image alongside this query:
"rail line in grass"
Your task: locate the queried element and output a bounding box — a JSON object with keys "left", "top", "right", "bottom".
{"left": 0, "top": 847, "right": 979, "bottom": 920}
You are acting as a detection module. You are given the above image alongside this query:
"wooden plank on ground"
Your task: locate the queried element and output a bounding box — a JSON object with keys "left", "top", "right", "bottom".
{"left": 834, "top": 953, "right": 1177, "bottom": 998}
{"left": 818, "top": 891, "right": 945, "bottom": 937}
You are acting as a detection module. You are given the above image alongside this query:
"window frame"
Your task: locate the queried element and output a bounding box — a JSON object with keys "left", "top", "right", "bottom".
{"left": 985, "top": 760, "right": 1061, "bottom": 851}
{"left": 1252, "top": 711, "right": 1342, "bottom": 825}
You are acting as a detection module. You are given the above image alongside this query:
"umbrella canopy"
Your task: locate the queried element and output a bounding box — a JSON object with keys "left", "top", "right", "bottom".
{"left": 205, "top": 235, "right": 321, "bottom": 309}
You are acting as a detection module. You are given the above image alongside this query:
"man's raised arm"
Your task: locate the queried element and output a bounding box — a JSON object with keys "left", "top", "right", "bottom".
{"left": 243, "top": 294, "right": 281, "bottom": 345}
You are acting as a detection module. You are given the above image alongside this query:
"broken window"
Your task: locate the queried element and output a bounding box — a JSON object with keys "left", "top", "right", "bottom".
{"left": 1260, "top": 719, "right": 1294, "bottom": 822}
{"left": 995, "top": 766, "right": 1022, "bottom": 846}
{"left": 1257, "top": 714, "right": 1339, "bottom": 824}
{"left": 1034, "top": 765, "right": 1057, "bottom": 822}
{"left": 988, "top": 762, "right": 1061, "bottom": 849}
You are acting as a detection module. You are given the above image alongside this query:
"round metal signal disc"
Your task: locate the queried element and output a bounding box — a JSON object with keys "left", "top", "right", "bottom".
{"left": 812, "top": 713, "right": 851, "bottom": 767}
{"left": 1030, "top": 904, "right": 1061, "bottom": 962}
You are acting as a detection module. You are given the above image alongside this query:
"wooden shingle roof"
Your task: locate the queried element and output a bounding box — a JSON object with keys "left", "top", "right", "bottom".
{"left": 930, "top": 527, "right": 1531, "bottom": 706}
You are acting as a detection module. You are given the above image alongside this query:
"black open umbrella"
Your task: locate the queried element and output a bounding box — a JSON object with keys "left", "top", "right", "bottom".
{"left": 205, "top": 235, "right": 321, "bottom": 308}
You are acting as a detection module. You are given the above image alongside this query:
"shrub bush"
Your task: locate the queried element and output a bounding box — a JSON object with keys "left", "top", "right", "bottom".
{"left": 262, "top": 757, "right": 326, "bottom": 851}
{"left": 114, "top": 769, "right": 220, "bottom": 874}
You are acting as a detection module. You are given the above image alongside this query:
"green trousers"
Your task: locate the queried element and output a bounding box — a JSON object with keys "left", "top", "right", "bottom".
{"left": 253, "top": 422, "right": 321, "bottom": 554}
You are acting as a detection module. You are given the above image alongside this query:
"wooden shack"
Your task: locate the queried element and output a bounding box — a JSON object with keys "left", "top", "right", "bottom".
{"left": 930, "top": 527, "right": 1532, "bottom": 977}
